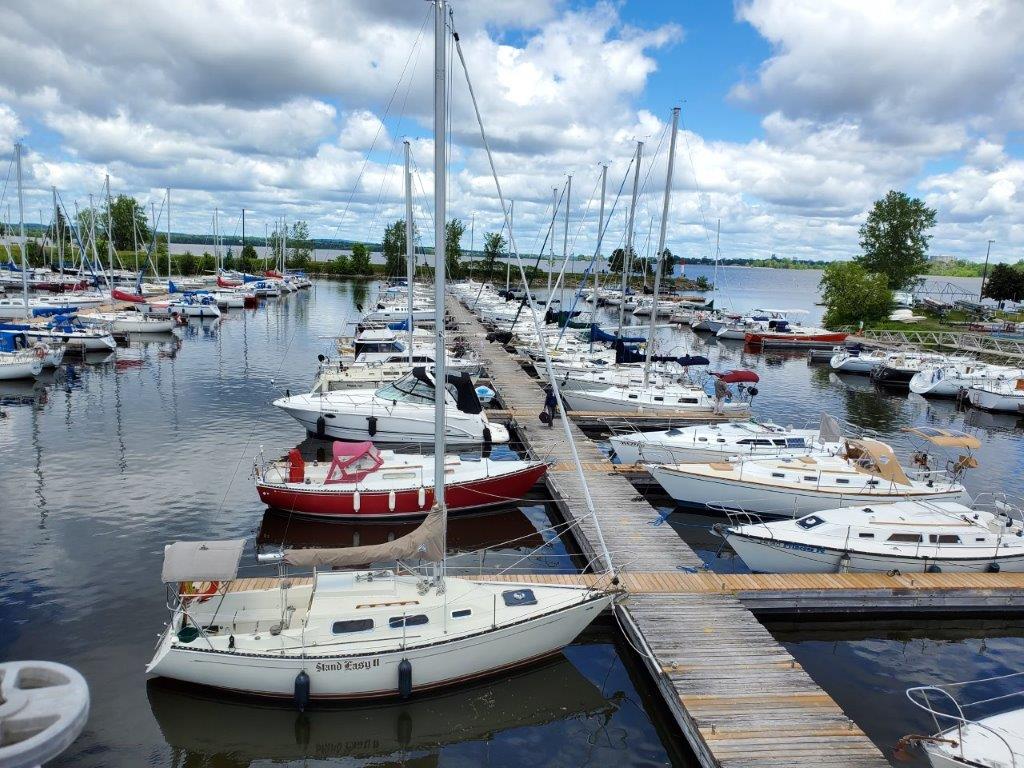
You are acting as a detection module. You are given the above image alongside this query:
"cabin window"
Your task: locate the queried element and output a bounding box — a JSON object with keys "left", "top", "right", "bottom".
{"left": 716, "top": 438, "right": 726, "bottom": 443}
{"left": 628, "top": 394, "right": 638, "bottom": 400}
{"left": 698, "top": 437, "right": 708, "bottom": 442}
{"left": 771, "top": 472, "right": 785, "bottom": 478}
{"left": 502, "top": 589, "right": 538, "bottom": 607}
{"left": 680, "top": 398, "right": 698, "bottom": 404}
{"left": 332, "top": 619, "right": 374, "bottom": 634}
{"left": 803, "top": 476, "right": 817, "bottom": 482}
{"left": 786, "top": 438, "right": 807, "bottom": 448}
{"left": 836, "top": 478, "right": 850, "bottom": 484}
{"left": 858, "top": 533, "right": 875, "bottom": 539}
{"left": 451, "top": 609, "right": 472, "bottom": 619}
{"left": 887, "top": 533, "right": 922, "bottom": 543}
{"left": 976, "top": 537, "right": 986, "bottom": 542}
{"left": 797, "top": 515, "right": 825, "bottom": 530}
{"left": 866, "top": 480, "right": 880, "bottom": 486}
{"left": 929, "top": 535, "right": 961, "bottom": 544}
{"left": 389, "top": 614, "right": 429, "bottom": 629}
{"left": 654, "top": 396, "right": 664, "bottom": 402}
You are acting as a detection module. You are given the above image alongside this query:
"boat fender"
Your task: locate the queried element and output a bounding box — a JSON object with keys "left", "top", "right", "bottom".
{"left": 987, "top": 562, "right": 1001, "bottom": 573}
{"left": 417, "top": 486, "right": 426, "bottom": 508}
{"left": 285, "top": 388, "right": 291, "bottom": 398}
{"left": 294, "top": 670, "right": 311, "bottom": 712}
{"left": 353, "top": 491, "right": 361, "bottom": 512}
{"left": 228, "top": 634, "right": 235, "bottom": 649}
{"left": 388, "top": 489, "right": 396, "bottom": 512}
{"left": 926, "top": 563, "right": 942, "bottom": 573}
{"left": 398, "top": 658, "right": 412, "bottom": 699}
{"left": 838, "top": 552, "right": 851, "bottom": 574}
{"left": 316, "top": 416, "right": 326, "bottom": 439}
{"left": 483, "top": 427, "right": 492, "bottom": 446}
{"left": 368, "top": 416, "right": 378, "bottom": 437}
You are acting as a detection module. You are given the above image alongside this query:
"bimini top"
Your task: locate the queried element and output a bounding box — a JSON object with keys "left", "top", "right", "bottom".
{"left": 324, "top": 441, "right": 384, "bottom": 484}
{"left": 844, "top": 438, "right": 910, "bottom": 486}
{"left": 903, "top": 426, "right": 981, "bottom": 450}
{"left": 161, "top": 539, "right": 246, "bottom": 583}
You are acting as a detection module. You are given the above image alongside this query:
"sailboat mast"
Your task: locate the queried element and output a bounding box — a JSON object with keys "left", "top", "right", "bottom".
{"left": 505, "top": 200, "right": 513, "bottom": 292}
{"left": 644, "top": 107, "right": 680, "bottom": 387}
{"left": 166, "top": 188, "right": 171, "bottom": 282}
{"left": 561, "top": 174, "right": 571, "bottom": 308}
{"left": 404, "top": 139, "right": 415, "bottom": 363}
{"left": 432, "top": 0, "right": 449, "bottom": 579}
{"left": 105, "top": 175, "right": 114, "bottom": 288}
{"left": 282, "top": 216, "right": 287, "bottom": 274}
{"left": 592, "top": 164, "right": 607, "bottom": 324}
{"left": 53, "top": 186, "right": 63, "bottom": 277}
{"left": 618, "top": 141, "right": 643, "bottom": 335}
{"left": 15, "top": 143, "right": 28, "bottom": 317}
{"left": 547, "top": 188, "right": 555, "bottom": 294}
{"left": 214, "top": 208, "right": 220, "bottom": 273}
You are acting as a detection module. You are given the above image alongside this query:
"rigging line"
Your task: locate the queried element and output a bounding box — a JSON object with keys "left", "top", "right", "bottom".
{"left": 0, "top": 155, "right": 14, "bottom": 213}
{"left": 451, "top": 21, "right": 616, "bottom": 578}
{"left": 677, "top": 110, "right": 716, "bottom": 256}
{"left": 331, "top": 4, "right": 431, "bottom": 241}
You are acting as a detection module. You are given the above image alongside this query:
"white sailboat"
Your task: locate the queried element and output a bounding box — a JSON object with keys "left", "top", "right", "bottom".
{"left": 147, "top": 4, "right": 614, "bottom": 702}
{"left": 967, "top": 377, "right": 1024, "bottom": 413}
{"left": 910, "top": 361, "right": 1024, "bottom": 398}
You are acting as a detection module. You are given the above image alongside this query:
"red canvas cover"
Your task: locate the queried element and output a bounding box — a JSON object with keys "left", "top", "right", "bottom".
{"left": 323, "top": 441, "right": 384, "bottom": 484}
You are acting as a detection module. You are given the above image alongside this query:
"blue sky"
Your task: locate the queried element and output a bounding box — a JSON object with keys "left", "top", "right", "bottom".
{"left": 0, "top": 1, "right": 1023, "bottom": 263}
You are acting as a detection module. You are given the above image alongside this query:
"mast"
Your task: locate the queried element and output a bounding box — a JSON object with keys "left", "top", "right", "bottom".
{"left": 592, "top": 163, "right": 607, "bottom": 324}
{"left": 88, "top": 193, "right": 100, "bottom": 286}
{"left": 644, "top": 107, "right": 680, "bottom": 387}
{"left": 432, "top": 0, "right": 448, "bottom": 581}
{"left": 214, "top": 208, "right": 220, "bottom": 273}
{"left": 52, "top": 186, "right": 63, "bottom": 277}
{"left": 15, "top": 142, "right": 28, "bottom": 317}
{"left": 241, "top": 207, "right": 246, "bottom": 263}
{"left": 166, "top": 188, "right": 171, "bottom": 282}
{"left": 404, "top": 139, "right": 414, "bottom": 363}
{"left": 618, "top": 141, "right": 643, "bottom": 335}
{"left": 547, "top": 187, "right": 556, "bottom": 294}
{"left": 561, "top": 174, "right": 571, "bottom": 309}
{"left": 105, "top": 175, "right": 114, "bottom": 288}
{"left": 505, "top": 200, "right": 513, "bottom": 292}
{"left": 282, "top": 216, "right": 287, "bottom": 274}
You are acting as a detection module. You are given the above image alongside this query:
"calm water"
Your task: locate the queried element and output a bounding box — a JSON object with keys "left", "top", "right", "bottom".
{"left": 0, "top": 272, "right": 1020, "bottom": 768}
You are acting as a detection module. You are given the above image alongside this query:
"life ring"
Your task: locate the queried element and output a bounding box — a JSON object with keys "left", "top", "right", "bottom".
{"left": 180, "top": 580, "right": 220, "bottom": 603}
{"left": 33, "top": 345, "right": 47, "bottom": 359}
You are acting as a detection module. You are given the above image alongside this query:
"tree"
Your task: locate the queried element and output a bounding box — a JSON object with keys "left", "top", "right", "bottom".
{"left": 178, "top": 251, "right": 198, "bottom": 276}
{"left": 482, "top": 231, "right": 506, "bottom": 274}
{"left": 608, "top": 246, "right": 636, "bottom": 273}
{"left": 857, "top": 190, "right": 937, "bottom": 290}
{"left": 658, "top": 248, "right": 676, "bottom": 278}
{"left": 382, "top": 220, "right": 407, "bottom": 275}
{"left": 350, "top": 242, "right": 372, "bottom": 275}
{"left": 288, "top": 220, "right": 313, "bottom": 267}
{"left": 445, "top": 218, "right": 465, "bottom": 278}
{"left": 201, "top": 252, "right": 216, "bottom": 273}
{"left": 981, "top": 263, "right": 1024, "bottom": 307}
{"left": 97, "top": 195, "right": 150, "bottom": 252}
{"left": 819, "top": 262, "right": 893, "bottom": 327}
{"left": 334, "top": 254, "right": 353, "bottom": 275}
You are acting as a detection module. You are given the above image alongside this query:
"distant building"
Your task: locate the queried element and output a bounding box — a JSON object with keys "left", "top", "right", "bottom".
{"left": 930, "top": 253, "right": 955, "bottom": 264}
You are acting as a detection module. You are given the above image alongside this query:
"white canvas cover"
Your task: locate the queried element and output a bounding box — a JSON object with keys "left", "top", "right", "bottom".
{"left": 161, "top": 539, "right": 246, "bottom": 583}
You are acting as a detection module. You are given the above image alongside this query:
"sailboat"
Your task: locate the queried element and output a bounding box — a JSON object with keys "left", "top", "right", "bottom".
{"left": 147, "top": 2, "right": 615, "bottom": 702}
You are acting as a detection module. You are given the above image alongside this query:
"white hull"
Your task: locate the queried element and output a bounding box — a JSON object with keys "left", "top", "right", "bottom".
{"left": 968, "top": 387, "right": 1024, "bottom": 413}
{"left": 0, "top": 354, "right": 42, "bottom": 379}
{"left": 177, "top": 304, "right": 222, "bottom": 318}
{"left": 561, "top": 387, "right": 748, "bottom": 415}
{"left": 648, "top": 466, "right": 971, "bottom": 516}
{"left": 148, "top": 587, "right": 612, "bottom": 699}
{"left": 23, "top": 329, "right": 116, "bottom": 351}
{"left": 727, "top": 533, "right": 1024, "bottom": 574}
{"left": 830, "top": 356, "right": 881, "bottom": 374}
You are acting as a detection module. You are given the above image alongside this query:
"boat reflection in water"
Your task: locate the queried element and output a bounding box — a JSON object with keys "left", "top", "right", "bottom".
{"left": 147, "top": 654, "right": 615, "bottom": 767}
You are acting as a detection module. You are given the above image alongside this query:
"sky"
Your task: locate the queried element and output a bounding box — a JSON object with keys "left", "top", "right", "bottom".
{"left": 0, "top": 0, "right": 1023, "bottom": 263}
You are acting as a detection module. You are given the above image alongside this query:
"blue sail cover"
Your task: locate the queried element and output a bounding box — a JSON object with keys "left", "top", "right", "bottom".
{"left": 590, "top": 324, "right": 645, "bottom": 344}
{"left": 387, "top": 319, "right": 410, "bottom": 331}
{"left": 242, "top": 273, "right": 262, "bottom": 283}
{"left": 614, "top": 341, "right": 709, "bottom": 367}
{"left": 0, "top": 330, "right": 29, "bottom": 352}
{"left": 32, "top": 306, "right": 77, "bottom": 317}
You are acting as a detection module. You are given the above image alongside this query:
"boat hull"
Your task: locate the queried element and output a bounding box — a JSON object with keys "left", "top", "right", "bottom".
{"left": 745, "top": 331, "right": 848, "bottom": 349}
{"left": 871, "top": 365, "right": 917, "bottom": 387}
{"left": 147, "top": 591, "right": 613, "bottom": 700}
{"left": 727, "top": 531, "right": 1024, "bottom": 573}
{"left": 968, "top": 387, "right": 1024, "bottom": 413}
{"left": 256, "top": 463, "right": 547, "bottom": 519}
{"left": 0, "top": 356, "right": 42, "bottom": 379}
{"left": 648, "top": 466, "right": 971, "bottom": 517}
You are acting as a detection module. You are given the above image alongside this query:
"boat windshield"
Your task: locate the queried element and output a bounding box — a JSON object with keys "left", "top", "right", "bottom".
{"left": 375, "top": 372, "right": 442, "bottom": 405}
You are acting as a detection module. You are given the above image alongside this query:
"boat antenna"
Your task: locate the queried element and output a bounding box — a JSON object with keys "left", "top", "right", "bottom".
{"left": 643, "top": 106, "right": 680, "bottom": 388}
{"left": 451, "top": 14, "right": 616, "bottom": 578}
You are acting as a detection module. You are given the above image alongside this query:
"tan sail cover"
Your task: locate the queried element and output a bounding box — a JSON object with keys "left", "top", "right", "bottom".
{"left": 283, "top": 506, "right": 446, "bottom": 568}
{"left": 902, "top": 426, "right": 981, "bottom": 450}
{"left": 161, "top": 539, "right": 246, "bottom": 583}
{"left": 844, "top": 438, "right": 911, "bottom": 486}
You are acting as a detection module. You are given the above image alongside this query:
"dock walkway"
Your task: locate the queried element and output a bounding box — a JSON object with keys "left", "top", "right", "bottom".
{"left": 449, "top": 299, "right": 890, "bottom": 768}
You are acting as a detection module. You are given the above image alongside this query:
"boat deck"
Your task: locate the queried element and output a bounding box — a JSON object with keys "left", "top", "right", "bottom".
{"left": 449, "top": 298, "right": 891, "bottom": 768}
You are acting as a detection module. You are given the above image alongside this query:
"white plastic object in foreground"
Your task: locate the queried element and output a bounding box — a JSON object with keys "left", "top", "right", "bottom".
{"left": 0, "top": 661, "right": 89, "bottom": 768}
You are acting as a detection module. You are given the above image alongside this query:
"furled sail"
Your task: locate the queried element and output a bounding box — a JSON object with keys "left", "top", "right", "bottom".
{"left": 283, "top": 506, "right": 446, "bottom": 568}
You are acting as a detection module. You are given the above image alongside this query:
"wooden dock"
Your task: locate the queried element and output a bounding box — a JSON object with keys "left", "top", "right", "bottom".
{"left": 450, "top": 299, "right": 891, "bottom": 768}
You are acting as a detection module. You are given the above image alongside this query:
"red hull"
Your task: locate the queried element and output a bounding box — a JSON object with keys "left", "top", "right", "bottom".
{"left": 264, "top": 270, "right": 283, "bottom": 278}
{"left": 744, "top": 331, "right": 848, "bottom": 348}
{"left": 256, "top": 463, "right": 547, "bottom": 519}
{"left": 112, "top": 288, "right": 146, "bottom": 303}
{"left": 217, "top": 275, "right": 242, "bottom": 288}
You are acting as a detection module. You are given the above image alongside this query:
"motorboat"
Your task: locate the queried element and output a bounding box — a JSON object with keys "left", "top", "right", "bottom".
{"left": 79, "top": 311, "right": 177, "bottom": 333}
{"left": 335, "top": 328, "right": 481, "bottom": 377}
{"left": 211, "top": 290, "right": 246, "bottom": 309}
{"left": 744, "top": 321, "right": 848, "bottom": 349}
{"left": 647, "top": 430, "right": 976, "bottom": 516}
{"left": 870, "top": 351, "right": 956, "bottom": 388}
{"left": 361, "top": 302, "right": 435, "bottom": 325}
{"left": 274, "top": 366, "right": 509, "bottom": 446}
{"left": 903, "top": 674, "right": 1024, "bottom": 768}
{"left": 716, "top": 309, "right": 807, "bottom": 341}
{"left": 968, "top": 377, "right": 1024, "bottom": 413}
{"left": 250, "top": 280, "right": 282, "bottom": 298}
{"left": 910, "top": 362, "right": 1024, "bottom": 398}
{"left": 691, "top": 312, "right": 728, "bottom": 334}
{"left": 254, "top": 441, "right": 547, "bottom": 519}
{"left": 170, "top": 294, "right": 222, "bottom": 319}
{"left": 610, "top": 414, "right": 842, "bottom": 464}
{"left": 722, "top": 495, "right": 1024, "bottom": 573}
{"left": 829, "top": 345, "right": 888, "bottom": 374}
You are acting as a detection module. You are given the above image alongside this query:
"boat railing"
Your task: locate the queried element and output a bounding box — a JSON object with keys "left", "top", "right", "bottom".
{"left": 973, "top": 493, "right": 1024, "bottom": 527}
{"left": 906, "top": 674, "right": 1024, "bottom": 768}
{"left": 713, "top": 504, "right": 777, "bottom": 540}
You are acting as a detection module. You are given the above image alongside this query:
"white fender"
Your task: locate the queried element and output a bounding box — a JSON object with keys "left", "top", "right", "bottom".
{"left": 353, "top": 491, "right": 361, "bottom": 512}
{"left": 417, "top": 487, "right": 426, "bottom": 508}
{"left": 388, "top": 489, "right": 396, "bottom": 512}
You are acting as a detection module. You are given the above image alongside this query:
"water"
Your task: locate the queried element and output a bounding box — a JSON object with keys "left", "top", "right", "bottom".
{"left": 1, "top": 273, "right": 1020, "bottom": 767}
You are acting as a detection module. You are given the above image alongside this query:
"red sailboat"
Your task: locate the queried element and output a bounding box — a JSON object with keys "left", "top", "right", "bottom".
{"left": 254, "top": 441, "right": 548, "bottom": 519}
{"left": 745, "top": 320, "right": 847, "bottom": 349}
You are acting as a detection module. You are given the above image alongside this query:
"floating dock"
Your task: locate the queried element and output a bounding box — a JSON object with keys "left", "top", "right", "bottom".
{"left": 450, "top": 299, "right": 892, "bottom": 768}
